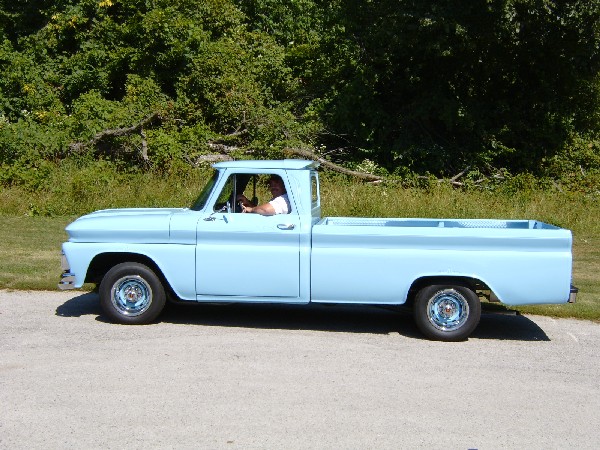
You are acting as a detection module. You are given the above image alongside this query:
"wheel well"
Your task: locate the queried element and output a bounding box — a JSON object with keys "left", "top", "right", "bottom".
{"left": 86, "top": 253, "right": 164, "bottom": 286}
{"left": 86, "top": 252, "right": 181, "bottom": 301}
{"left": 406, "top": 276, "right": 489, "bottom": 306}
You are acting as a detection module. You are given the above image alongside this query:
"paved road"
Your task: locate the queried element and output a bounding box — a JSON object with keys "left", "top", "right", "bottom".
{"left": 1, "top": 290, "right": 599, "bottom": 449}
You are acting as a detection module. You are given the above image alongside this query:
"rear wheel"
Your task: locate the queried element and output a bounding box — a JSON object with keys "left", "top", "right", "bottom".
{"left": 99, "top": 262, "right": 166, "bottom": 324}
{"left": 413, "top": 284, "right": 481, "bottom": 341}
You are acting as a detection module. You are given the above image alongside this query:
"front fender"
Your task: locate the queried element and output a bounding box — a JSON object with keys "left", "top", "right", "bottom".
{"left": 61, "top": 242, "right": 197, "bottom": 300}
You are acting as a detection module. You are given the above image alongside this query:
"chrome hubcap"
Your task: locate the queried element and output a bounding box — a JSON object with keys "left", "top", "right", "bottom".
{"left": 427, "top": 289, "right": 469, "bottom": 331}
{"left": 111, "top": 276, "right": 152, "bottom": 317}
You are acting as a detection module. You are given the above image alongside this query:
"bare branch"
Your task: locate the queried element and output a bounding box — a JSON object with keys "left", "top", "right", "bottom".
{"left": 450, "top": 167, "right": 470, "bottom": 182}
{"left": 284, "top": 147, "right": 384, "bottom": 182}
{"left": 206, "top": 142, "right": 239, "bottom": 154}
{"left": 198, "top": 154, "right": 234, "bottom": 163}
{"left": 140, "top": 128, "right": 149, "bottom": 162}
{"left": 68, "top": 112, "right": 162, "bottom": 160}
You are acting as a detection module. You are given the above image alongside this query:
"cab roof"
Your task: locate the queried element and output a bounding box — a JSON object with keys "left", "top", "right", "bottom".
{"left": 212, "top": 159, "right": 319, "bottom": 170}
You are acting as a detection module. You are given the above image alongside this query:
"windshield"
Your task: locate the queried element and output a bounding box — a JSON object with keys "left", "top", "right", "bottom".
{"left": 190, "top": 170, "right": 219, "bottom": 211}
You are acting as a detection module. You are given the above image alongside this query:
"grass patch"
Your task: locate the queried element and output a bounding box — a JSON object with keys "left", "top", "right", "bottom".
{"left": 320, "top": 180, "right": 600, "bottom": 236}
{"left": 0, "top": 215, "right": 72, "bottom": 290}
{"left": 1, "top": 169, "right": 599, "bottom": 321}
{"left": 515, "top": 234, "right": 600, "bottom": 321}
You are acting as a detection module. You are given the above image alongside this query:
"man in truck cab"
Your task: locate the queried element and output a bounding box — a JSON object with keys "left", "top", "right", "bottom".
{"left": 237, "top": 175, "right": 291, "bottom": 215}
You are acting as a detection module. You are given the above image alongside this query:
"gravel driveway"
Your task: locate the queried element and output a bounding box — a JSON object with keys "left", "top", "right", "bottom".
{"left": 1, "top": 290, "right": 599, "bottom": 449}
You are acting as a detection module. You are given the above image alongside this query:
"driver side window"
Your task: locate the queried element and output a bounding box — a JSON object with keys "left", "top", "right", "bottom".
{"left": 213, "top": 173, "right": 272, "bottom": 213}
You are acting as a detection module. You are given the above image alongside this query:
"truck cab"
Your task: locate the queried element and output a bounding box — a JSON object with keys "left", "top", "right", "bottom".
{"left": 189, "top": 159, "right": 320, "bottom": 302}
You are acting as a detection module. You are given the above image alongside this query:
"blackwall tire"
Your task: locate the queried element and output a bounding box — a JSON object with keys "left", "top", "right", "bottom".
{"left": 413, "top": 284, "right": 481, "bottom": 341}
{"left": 99, "top": 262, "right": 166, "bottom": 325}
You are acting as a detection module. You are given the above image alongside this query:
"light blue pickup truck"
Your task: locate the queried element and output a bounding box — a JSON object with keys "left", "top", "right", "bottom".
{"left": 59, "top": 159, "right": 577, "bottom": 340}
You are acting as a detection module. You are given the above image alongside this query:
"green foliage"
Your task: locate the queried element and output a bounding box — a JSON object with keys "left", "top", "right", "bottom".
{"left": 309, "top": 0, "right": 600, "bottom": 173}
{"left": 543, "top": 133, "right": 600, "bottom": 193}
{"left": 0, "top": 0, "right": 599, "bottom": 190}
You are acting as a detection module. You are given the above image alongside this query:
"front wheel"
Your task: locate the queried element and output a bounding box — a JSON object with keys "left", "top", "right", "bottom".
{"left": 99, "top": 262, "right": 166, "bottom": 324}
{"left": 413, "top": 284, "right": 481, "bottom": 341}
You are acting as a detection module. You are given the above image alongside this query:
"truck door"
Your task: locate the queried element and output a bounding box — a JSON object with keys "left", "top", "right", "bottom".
{"left": 195, "top": 172, "right": 302, "bottom": 300}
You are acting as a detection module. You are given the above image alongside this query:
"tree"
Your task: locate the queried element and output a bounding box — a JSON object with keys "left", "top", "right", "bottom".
{"left": 310, "top": 0, "right": 600, "bottom": 173}
{"left": 1, "top": 0, "right": 599, "bottom": 179}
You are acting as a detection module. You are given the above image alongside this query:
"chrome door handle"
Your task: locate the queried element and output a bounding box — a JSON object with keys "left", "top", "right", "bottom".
{"left": 277, "top": 224, "right": 295, "bottom": 230}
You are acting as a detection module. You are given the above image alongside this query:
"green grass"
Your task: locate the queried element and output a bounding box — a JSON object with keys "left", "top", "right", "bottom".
{"left": 0, "top": 215, "right": 72, "bottom": 290}
{"left": 320, "top": 180, "right": 600, "bottom": 235}
{"left": 513, "top": 234, "right": 599, "bottom": 320}
{"left": 1, "top": 172, "right": 598, "bottom": 321}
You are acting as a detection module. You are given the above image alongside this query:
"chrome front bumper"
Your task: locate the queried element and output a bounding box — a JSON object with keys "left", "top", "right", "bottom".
{"left": 58, "top": 272, "right": 76, "bottom": 290}
{"left": 58, "top": 252, "right": 76, "bottom": 290}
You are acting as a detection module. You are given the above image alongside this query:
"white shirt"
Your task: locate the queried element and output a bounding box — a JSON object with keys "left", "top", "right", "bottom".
{"left": 269, "top": 194, "right": 291, "bottom": 214}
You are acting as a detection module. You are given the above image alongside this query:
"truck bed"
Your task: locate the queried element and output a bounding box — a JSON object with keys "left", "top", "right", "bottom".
{"left": 310, "top": 216, "right": 573, "bottom": 307}
{"left": 318, "top": 217, "right": 561, "bottom": 230}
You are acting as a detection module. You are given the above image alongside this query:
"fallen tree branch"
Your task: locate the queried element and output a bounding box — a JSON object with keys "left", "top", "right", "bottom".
{"left": 415, "top": 175, "right": 464, "bottom": 187}
{"left": 450, "top": 167, "right": 470, "bottom": 183}
{"left": 206, "top": 142, "right": 239, "bottom": 154}
{"left": 435, "top": 177, "right": 463, "bottom": 187}
{"left": 284, "top": 147, "right": 384, "bottom": 182}
{"left": 68, "top": 112, "right": 162, "bottom": 162}
{"left": 194, "top": 154, "right": 234, "bottom": 163}
{"left": 139, "top": 128, "right": 148, "bottom": 162}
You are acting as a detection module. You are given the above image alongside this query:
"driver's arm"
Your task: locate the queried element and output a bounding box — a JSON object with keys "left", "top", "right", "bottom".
{"left": 242, "top": 202, "right": 276, "bottom": 216}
